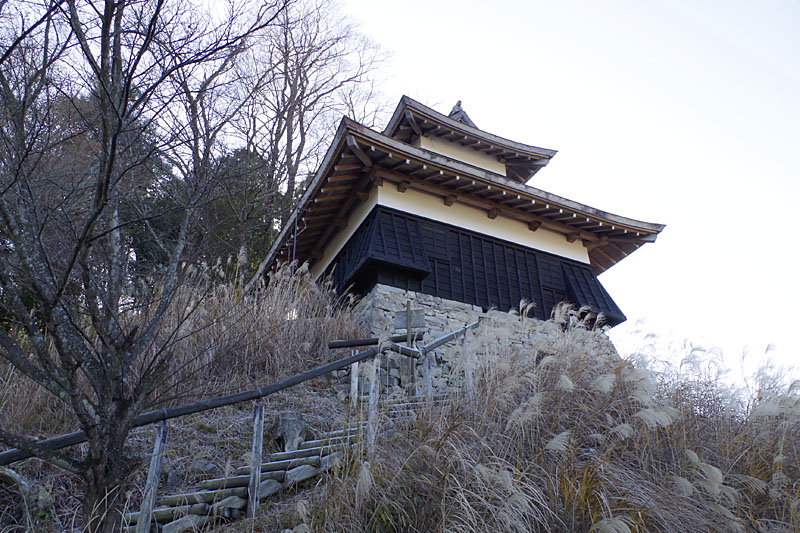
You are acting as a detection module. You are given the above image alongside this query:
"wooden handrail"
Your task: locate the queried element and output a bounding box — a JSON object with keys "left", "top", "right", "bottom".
{"left": 0, "top": 347, "right": 379, "bottom": 465}
{"left": 0, "top": 320, "right": 481, "bottom": 466}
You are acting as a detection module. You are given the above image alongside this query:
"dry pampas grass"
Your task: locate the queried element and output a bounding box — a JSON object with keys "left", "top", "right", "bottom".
{"left": 311, "top": 304, "right": 799, "bottom": 532}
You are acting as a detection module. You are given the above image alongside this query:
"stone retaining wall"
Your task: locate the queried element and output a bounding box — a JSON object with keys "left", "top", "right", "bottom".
{"left": 349, "top": 284, "right": 618, "bottom": 396}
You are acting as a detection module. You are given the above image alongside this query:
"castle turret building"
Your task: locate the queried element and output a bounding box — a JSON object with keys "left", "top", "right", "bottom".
{"left": 265, "top": 96, "right": 664, "bottom": 327}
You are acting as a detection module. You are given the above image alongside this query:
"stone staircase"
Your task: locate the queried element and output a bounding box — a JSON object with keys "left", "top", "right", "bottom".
{"left": 122, "top": 420, "right": 366, "bottom": 532}
{"left": 119, "top": 316, "right": 478, "bottom": 532}
{"left": 121, "top": 393, "right": 448, "bottom": 532}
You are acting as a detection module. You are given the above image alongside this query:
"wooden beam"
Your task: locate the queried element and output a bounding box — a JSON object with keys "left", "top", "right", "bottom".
{"left": 246, "top": 403, "right": 264, "bottom": 518}
{"left": 444, "top": 194, "right": 456, "bottom": 206}
{"left": 487, "top": 208, "right": 499, "bottom": 220}
{"left": 137, "top": 422, "right": 168, "bottom": 533}
{"left": 608, "top": 241, "right": 628, "bottom": 256}
{"left": 593, "top": 246, "right": 616, "bottom": 265}
{"left": 320, "top": 183, "right": 358, "bottom": 193}
{"left": 333, "top": 216, "right": 348, "bottom": 228}
{"left": 404, "top": 111, "right": 423, "bottom": 137}
{"left": 328, "top": 173, "right": 360, "bottom": 182}
{"left": 366, "top": 168, "right": 382, "bottom": 187}
{"left": 397, "top": 180, "right": 410, "bottom": 193}
{"left": 334, "top": 163, "right": 361, "bottom": 172}
{"left": 355, "top": 190, "right": 369, "bottom": 201}
{"left": 307, "top": 172, "right": 376, "bottom": 263}
{"left": 566, "top": 232, "right": 579, "bottom": 243}
{"left": 346, "top": 135, "right": 372, "bottom": 168}
{"left": 528, "top": 221, "right": 541, "bottom": 232}
{"left": 315, "top": 193, "right": 350, "bottom": 203}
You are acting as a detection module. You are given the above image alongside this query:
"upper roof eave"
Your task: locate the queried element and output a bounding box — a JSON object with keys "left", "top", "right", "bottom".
{"left": 263, "top": 115, "right": 665, "bottom": 276}
{"left": 384, "top": 95, "right": 558, "bottom": 160}
{"left": 354, "top": 117, "right": 663, "bottom": 234}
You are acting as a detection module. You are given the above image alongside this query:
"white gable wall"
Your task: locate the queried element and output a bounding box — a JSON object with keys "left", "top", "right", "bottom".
{"left": 414, "top": 136, "right": 506, "bottom": 176}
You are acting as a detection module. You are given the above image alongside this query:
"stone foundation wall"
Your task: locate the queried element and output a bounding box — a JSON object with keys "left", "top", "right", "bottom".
{"left": 349, "top": 284, "right": 618, "bottom": 396}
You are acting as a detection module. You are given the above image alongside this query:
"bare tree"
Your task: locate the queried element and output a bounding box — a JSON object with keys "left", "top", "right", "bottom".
{"left": 133, "top": 0, "right": 388, "bottom": 279}
{"left": 0, "top": 0, "right": 282, "bottom": 530}
{"left": 237, "top": 1, "right": 385, "bottom": 205}
{"left": 224, "top": 0, "right": 388, "bottom": 286}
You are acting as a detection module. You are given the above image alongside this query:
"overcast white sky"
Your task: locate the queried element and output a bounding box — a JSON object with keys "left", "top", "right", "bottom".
{"left": 341, "top": 0, "right": 800, "bottom": 383}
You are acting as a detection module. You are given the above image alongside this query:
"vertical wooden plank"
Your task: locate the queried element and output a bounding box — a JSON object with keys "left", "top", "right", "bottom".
{"left": 367, "top": 355, "right": 380, "bottom": 460}
{"left": 349, "top": 353, "right": 359, "bottom": 410}
{"left": 247, "top": 401, "right": 265, "bottom": 518}
{"left": 422, "top": 352, "right": 432, "bottom": 406}
{"left": 137, "top": 421, "right": 168, "bottom": 533}
{"left": 406, "top": 300, "right": 415, "bottom": 393}
{"left": 463, "top": 334, "right": 473, "bottom": 399}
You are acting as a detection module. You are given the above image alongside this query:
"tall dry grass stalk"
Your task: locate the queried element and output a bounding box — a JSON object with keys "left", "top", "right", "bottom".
{"left": 147, "top": 261, "right": 365, "bottom": 403}
{"left": 314, "top": 304, "right": 799, "bottom": 532}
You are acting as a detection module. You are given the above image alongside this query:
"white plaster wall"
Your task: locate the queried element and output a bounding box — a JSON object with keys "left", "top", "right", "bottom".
{"left": 310, "top": 187, "right": 379, "bottom": 278}
{"left": 377, "top": 185, "right": 591, "bottom": 264}
{"left": 417, "top": 136, "right": 506, "bottom": 176}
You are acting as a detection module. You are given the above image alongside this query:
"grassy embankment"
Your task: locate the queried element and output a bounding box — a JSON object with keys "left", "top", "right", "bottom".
{"left": 2, "top": 267, "right": 798, "bottom": 532}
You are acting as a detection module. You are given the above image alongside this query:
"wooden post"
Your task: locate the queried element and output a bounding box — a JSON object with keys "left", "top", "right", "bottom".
{"left": 246, "top": 401, "right": 265, "bottom": 518}
{"left": 367, "top": 356, "right": 380, "bottom": 460}
{"left": 350, "top": 350, "right": 359, "bottom": 410}
{"left": 137, "top": 421, "right": 168, "bottom": 533}
{"left": 406, "top": 300, "right": 416, "bottom": 393}
{"left": 422, "top": 352, "right": 432, "bottom": 406}
{"left": 462, "top": 333, "right": 473, "bottom": 399}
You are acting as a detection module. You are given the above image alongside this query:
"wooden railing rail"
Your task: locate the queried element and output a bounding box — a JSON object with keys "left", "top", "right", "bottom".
{"left": 0, "top": 346, "right": 380, "bottom": 466}
{"left": 0, "top": 320, "right": 480, "bottom": 466}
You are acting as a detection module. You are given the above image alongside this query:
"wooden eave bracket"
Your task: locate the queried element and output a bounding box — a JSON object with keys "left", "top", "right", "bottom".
{"left": 365, "top": 172, "right": 382, "bottom": 188}
{"left": 444, "top": 194, "right": 457, "bottom": 206}
{"left": 346, "top": 135, "right": 373, "bottom": 168}
{"left": 528, "top": 221, "right": 542, "bottom": 232}
{"left": 566, "top": 232, "right": 579, "bottom": 243}
{"left": 404, "top": 110, "right": 423, "bottom": 137}
{"left": 397, "top": 180, "right": 410, "bottom": 193}
{"left": 372, "top": 166, "right": 602, "bottom": 243}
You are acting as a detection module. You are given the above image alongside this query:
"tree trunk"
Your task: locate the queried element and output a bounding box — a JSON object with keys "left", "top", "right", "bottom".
{"left": 84, "top": 480, "right": 125, "bottom": 533}
{"left": 82, "top": 420, "right": 137, "bottom": 533}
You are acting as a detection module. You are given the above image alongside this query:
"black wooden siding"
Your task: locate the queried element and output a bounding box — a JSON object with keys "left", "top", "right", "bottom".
{"left": 328, "top": 206, "right": 626, "bottom": 326}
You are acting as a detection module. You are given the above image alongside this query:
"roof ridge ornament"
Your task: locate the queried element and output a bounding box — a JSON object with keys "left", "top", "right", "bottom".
{"left": 448, "top": 100, "right": 478, "bottom": 129}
